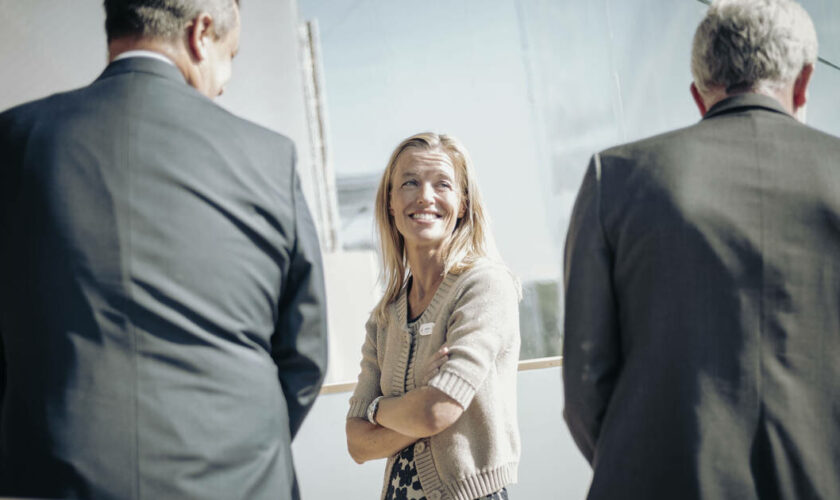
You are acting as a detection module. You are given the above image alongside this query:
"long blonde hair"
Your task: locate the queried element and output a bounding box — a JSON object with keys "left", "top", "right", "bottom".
{"left": 372, "top": 132, "right": 498, "bottom": 326}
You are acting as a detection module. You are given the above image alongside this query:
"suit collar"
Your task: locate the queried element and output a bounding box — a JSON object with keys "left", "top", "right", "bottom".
{"left": 96, "top": 56, "right": 187, "bottom": 86}
{"left": 704, "top": 93, "right": 792, "bottom": 121}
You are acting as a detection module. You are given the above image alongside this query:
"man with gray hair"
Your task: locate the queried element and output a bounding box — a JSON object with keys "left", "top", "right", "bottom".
{"left": 0, "top": 1, "right": 328, "bottom": 498}
{"left": 564, "top": 0, "right": 840, "bottom": 498}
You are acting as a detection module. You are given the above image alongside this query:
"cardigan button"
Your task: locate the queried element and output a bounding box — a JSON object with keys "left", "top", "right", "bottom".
{"left": 428, "top": 491, "right": 441, "bottom": 500}
{"left": 415, "top": 441, "right": 426, "bottom": 453}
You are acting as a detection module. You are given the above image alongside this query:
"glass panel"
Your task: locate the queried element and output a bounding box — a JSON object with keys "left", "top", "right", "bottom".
{"left": 801, "top": 0, "right": 840, "bottom": 66}
{"left": 301, "top": 0, "right": 565, "bottom": 361}
{"left": 300, "top": 0, "right": 840, "bottom": 366}
{"left": 808, "top": 59, "right": 840, "bottom": 136}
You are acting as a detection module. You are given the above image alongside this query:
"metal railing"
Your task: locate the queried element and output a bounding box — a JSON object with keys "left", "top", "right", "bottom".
{"left": 319, "top": 356, "right": 563, "bottom": 395}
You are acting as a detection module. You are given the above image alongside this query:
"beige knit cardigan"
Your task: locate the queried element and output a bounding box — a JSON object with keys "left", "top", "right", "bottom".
{"left": 348, "top": 260, "right": 521, "bottom": 500}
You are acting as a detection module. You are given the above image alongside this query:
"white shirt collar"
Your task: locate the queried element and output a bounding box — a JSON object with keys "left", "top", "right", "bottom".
{"left": 113, "top": 50, "right": 175, "bottom": 66}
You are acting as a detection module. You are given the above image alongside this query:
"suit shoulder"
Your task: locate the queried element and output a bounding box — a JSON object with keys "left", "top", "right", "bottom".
{"left": 597, "top": 122, "right": 700, "bottom": 165}
{"left": 213, "top": 106, "right": 295, "bottom": 150}
{"left": 0, "top": 85, "right": 111, "bottom": 139}
{"left": 2, "top": 83, "right": 94, "bottom": 116}
{"left": 0, "top": 93, "right": 59, "bottom": 127}
{"left": 123, "top": 75, "right": 297, "bottom": 158}
{"left": 197, "top": 105, "right": 298, "bottom": 178}
{"left": 799, "top": 123, "right": 840, "bottom": 150}
{"left": 1, "top": 94, "right": 60, "bottom": 145}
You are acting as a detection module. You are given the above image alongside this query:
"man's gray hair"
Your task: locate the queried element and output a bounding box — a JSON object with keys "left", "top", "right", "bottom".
{"left": 691, "top": 0, "right": 818, "bottom": 93}
{"left": 104, "top": 0, "right": 239, "bottom": 42}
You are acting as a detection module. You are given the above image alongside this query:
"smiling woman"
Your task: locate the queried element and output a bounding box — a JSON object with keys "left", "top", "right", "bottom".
{"left": 371, "top": 133, "right": 497, "bottom": 327}
{"left": 388, "top": 149, "right": 465, "bottom": 254}
{"left": 345, "top": 132, "right": 522, "bottom": 500}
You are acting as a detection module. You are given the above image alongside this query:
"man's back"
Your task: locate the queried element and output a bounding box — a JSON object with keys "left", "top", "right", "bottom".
{"left": 564, "top": 94, "right": 840, "bottom": 499}
{"left": 0, "top": 57, "right": 326, "bottom": 499}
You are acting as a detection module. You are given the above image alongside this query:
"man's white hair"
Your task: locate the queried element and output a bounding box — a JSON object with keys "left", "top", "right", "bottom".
{"left": 104, "top": 0, "right": 239, "bottom": 42}
{"left": 691, "top": 0, "right": 818, "bottom": 94}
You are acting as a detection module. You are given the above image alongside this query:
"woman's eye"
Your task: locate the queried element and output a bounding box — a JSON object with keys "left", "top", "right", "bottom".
{"left": 401, "top": 180, "right": 417, "bottom": 188}
{"left": 438, "top": 182, "right": 452, "bottom": 189}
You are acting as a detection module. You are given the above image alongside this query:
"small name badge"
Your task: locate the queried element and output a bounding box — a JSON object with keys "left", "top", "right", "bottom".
{"left": 419, "top": 323, "right": 435, "bottom": 336}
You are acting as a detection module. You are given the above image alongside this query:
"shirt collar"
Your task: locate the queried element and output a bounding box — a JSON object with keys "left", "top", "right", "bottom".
{"left": 97, "top": 55, "right": 187, "bottom": 87}
{"left": 703, "top": 93, "right": 792, "bottom": 121}
{"left": 113, "top": 50, "right": 175, "bottom": 67}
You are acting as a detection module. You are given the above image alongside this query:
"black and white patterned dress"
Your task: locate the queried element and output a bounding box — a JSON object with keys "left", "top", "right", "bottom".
{"left": 385, "top": 444, "right": 509, "bottom": 500}
{"left": 384, "top": 318, "right": 509, "bottom": 500}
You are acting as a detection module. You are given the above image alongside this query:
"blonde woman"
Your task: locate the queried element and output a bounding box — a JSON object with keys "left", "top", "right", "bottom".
{"left": 346, "top": 132, "right": 521, "bottom": 500}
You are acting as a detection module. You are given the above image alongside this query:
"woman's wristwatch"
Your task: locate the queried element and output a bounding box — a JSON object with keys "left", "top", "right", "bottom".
{"left": 366, "top": 396, "right": 385, "bottom": 425}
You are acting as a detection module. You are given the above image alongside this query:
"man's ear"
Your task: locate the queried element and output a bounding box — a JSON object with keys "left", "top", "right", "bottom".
{"left": 690, "top": 82, "right": 708, "bottom": 117}
{"left": 793, "top": 63, "right": 814, "bottom": 110}
{"left": 187, "top": 13, "right": 214, "bottom": 62}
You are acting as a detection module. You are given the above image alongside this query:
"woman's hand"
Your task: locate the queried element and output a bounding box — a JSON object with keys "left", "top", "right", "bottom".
{"left": 421, "top": 345, "right": 449, "bottom": 385}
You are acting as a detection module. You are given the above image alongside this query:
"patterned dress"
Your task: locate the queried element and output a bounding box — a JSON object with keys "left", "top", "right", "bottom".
{"left": 384, "top": 317, "right": 509, "bottom": 500}
{"left": 385, "top": 445, "right": 509, "bottom": 500}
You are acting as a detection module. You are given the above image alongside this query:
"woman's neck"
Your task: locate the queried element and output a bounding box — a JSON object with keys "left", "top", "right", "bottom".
{"left": 406, "top": 247, "right": 446, "bottom": 318}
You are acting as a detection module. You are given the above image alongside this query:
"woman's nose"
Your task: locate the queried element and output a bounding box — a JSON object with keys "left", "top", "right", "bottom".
{"left": 418, "top": 183, "right": 435, "bottom": 204}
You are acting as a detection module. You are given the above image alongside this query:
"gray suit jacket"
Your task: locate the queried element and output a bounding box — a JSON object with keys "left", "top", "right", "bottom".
{"left": 564, "top": 94, "right": 840, "bottom": 500}
{"left": 0, "top": 57, "right": 328, "bottom": 499}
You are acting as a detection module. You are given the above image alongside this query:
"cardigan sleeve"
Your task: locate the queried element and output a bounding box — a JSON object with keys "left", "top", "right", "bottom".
{"left": 347, "top": 315, "right": 382, "bottom": 419}
{"left": 427, "top": 265, "right": 520, "bottom": 409}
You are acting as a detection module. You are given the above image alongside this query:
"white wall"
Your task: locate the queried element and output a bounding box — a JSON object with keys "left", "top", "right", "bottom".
{"left": 0, "top": 1, "right": 107, "bottom": 108}
{"left": 0, "top": 0, "right": 317, "bottom": 206}
{"left": 322, "top": 250, "right": 379, "bottom": 384}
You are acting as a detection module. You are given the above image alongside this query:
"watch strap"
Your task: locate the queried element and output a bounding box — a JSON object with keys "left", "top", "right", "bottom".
{"left": 366, "top": 395, "right": 384, "bottom": 425}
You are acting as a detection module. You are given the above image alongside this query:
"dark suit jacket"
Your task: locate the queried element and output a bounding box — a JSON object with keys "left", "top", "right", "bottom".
{"left": 0, "top": 57, "right": 328, "bottom": 499}
{"left": 564, "top": 94, "right": 840, "bottom": 500}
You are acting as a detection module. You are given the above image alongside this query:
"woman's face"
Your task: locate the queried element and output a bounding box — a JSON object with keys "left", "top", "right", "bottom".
{"left": 389, "top": 148, "right": 465, "bottom": 253}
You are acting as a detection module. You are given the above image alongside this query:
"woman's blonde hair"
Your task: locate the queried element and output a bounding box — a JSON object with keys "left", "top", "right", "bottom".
{"left": 372, "top": 132, "right": 497, "bottom": 326}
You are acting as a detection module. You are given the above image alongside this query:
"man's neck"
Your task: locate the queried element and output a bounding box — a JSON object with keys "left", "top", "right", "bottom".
{"left": 701, "top": 84, "right": 795, "bottom": 116}
{"left": 108, "top": 37, "right": 178, "bottom": 63}
{"left": 108, "top": 37, "right": 193, "bottom": 85}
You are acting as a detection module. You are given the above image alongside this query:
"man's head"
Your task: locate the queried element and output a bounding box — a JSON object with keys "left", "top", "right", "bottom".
{"left": 104, "top": 0, "right": 241, "bottom": 98}
{"left": 690, "top": 0, "right": 818, "bottom": 120}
